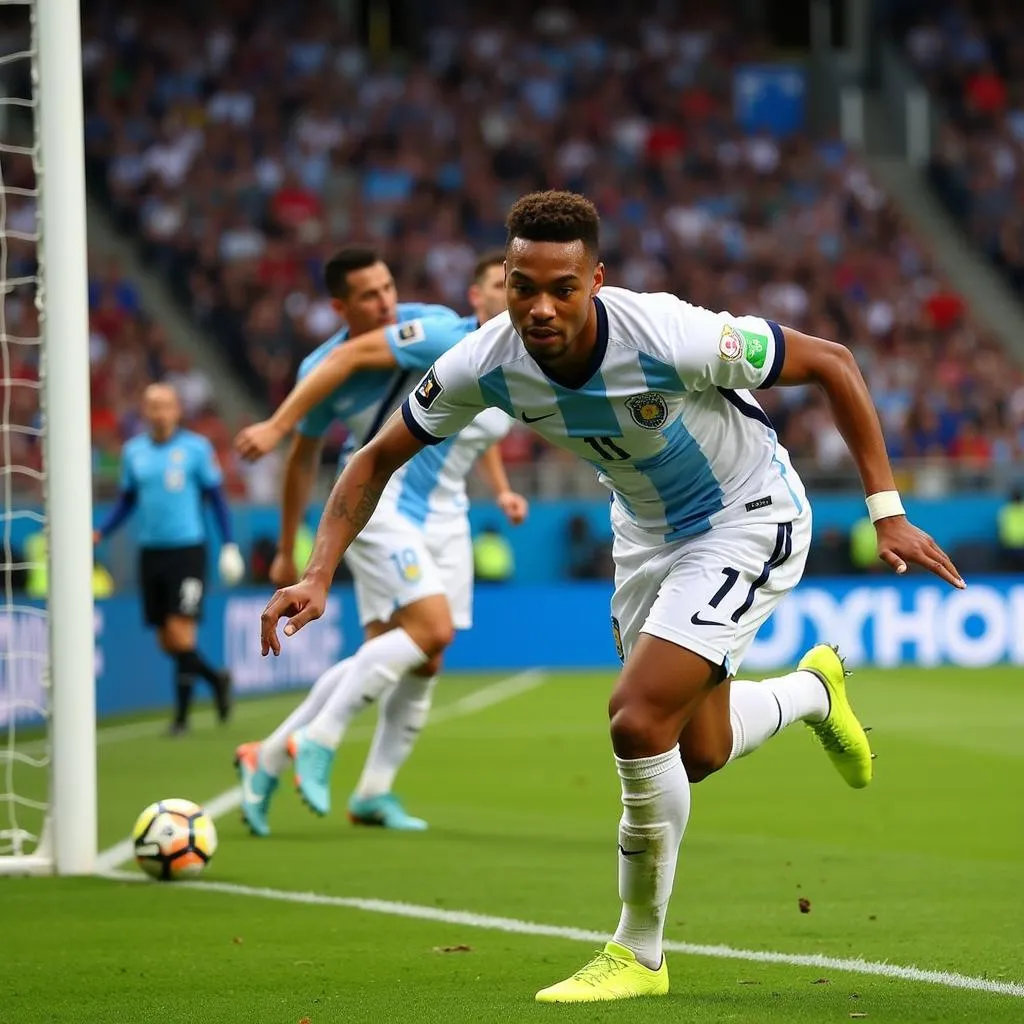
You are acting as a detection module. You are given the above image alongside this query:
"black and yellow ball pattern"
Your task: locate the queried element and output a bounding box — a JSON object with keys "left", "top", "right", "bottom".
{"left": 132, "top": 798, "right": 218, "bottom": 881}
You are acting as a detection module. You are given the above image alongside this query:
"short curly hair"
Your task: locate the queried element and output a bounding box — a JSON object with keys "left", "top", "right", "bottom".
{"left": 505, "top": 191, "right": 600, "bottom": 259}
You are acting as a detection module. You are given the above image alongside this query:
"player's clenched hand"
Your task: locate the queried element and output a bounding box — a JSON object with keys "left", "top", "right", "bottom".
{"left": 235, "top": 420, "right": 285, "bottom": 462}
{"left": 260, "top": 579, "right": 328, "bottom": 656}
{"left": 875, "top": 517, "right": 965, "bottom": 589}
{"left": 497, "top": 490, "right": 529, "bottom": 526}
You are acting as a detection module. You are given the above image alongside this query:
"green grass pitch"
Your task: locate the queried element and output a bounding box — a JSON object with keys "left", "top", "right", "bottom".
{"left": 1, "top": 666, "right": 1022, "bottom": 1023}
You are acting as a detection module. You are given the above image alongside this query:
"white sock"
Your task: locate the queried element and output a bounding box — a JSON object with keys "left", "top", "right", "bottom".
{"left": 728, "top": 670, "right": 830, "bottom": 762}
{"left": 260, "top": 658, "right": 354, "bottom": 775}
{"left": 305, "top": 628, "right": 429, "bottom": 749}
{"left": 355, "top": 673, "right": 437, "bottom": 799}
{"left": 612, "top": 749, "right": 691, "bottom": 970}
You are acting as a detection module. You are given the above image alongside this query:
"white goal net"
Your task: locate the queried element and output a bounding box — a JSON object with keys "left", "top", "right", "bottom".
{"left": 0, "top": 0, "right": 96, "bottom": 875}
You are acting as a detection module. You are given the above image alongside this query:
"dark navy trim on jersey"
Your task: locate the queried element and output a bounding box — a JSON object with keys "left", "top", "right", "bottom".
{"left": 202, "top": 484, "right": 233, "bottom": 542}
{"left": 730, "top": 521, "right": 793, "bottom": 622}
{"left": 365, "top": 370, "right": 412, "bottom": 444}
{"left": 536, "top": 295, "right": 609, "bottom": 391}
{"left": 760, "top": 320, "right": 786, "bottom": 389}
{"left": 97, "top": 487, "right": 137, "bottom": 539}
{"left": 717, "top": 388, "right": 775, "bottom": 431}
{"left": 402, "top": 399, "right": 446, "bottom": 446}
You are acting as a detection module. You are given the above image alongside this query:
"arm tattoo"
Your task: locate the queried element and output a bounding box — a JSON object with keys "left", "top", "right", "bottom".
{"left": 327, "top": 476, "right": 384, "bottom": 532}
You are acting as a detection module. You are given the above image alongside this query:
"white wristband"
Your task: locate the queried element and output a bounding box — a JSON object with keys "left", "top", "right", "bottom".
{"left": 865, "top": 490, "right": 905, "bottom": 523}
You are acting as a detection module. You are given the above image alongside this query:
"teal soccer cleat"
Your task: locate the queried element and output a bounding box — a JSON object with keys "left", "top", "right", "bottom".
{"left": 234, "top": 741, "right": 279, "bottom": 838}
{"left": 287, "top": 729, "right": 336, "bottom": 816}
{"left": 348, "top": 793, "right": 428, "bottom": 831}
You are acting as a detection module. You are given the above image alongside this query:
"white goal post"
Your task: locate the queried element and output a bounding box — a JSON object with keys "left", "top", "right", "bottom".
{"left": 0, "top": 0, "right": 96, "bottom": 875}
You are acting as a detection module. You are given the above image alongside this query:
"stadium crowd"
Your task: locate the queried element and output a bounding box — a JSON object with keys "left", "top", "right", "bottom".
{"left": 69, "top": 0, "right": 1024, "bottom": 489}
{"left": 902, "top": 1, "right": 1024, "bottom": 298}
{"left": 0, "top": 147, "right": 239, "bottom": 502}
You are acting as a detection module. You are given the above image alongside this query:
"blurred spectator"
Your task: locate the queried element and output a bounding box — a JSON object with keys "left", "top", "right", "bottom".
{"left": 998, "top": 488, "right": 1024, "bottom": 570}
{"left": 565, "top": 515, "right": 613, "bottom": 580}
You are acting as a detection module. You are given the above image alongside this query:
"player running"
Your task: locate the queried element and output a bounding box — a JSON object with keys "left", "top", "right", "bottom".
{"left": 234, "top": 251, "right": 526, "bottom": 834}
{"left": 94, "top": 383, "right": 244, "bottom": 735}
{"left": 259, "top": 191, "right": 965, "bottom": 1002}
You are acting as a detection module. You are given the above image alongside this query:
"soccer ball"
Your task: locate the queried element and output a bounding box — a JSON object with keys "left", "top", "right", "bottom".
{"left": 132, "top": 798, "right": 218, "bottom": 881}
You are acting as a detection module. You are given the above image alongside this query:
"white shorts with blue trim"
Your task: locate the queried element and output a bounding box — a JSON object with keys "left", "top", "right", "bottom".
{"left": 343, "top": 506, "right": 473, "bottom": 631}
{"left": 610, "top": 505, "right": 812, "bottom": 676}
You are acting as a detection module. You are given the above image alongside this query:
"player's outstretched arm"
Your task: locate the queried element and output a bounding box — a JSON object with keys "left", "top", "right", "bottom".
{"left": 235, "top": 330, "right": 397, "bottom": 461}
{"left": 476, "top": 445, "right": 529, "bottom": 525}
{"left": 776, "top": 327, "right": 965, "bottom": 588}
{"left": 260, "top": 412, "right": 425, "bottom": 655}
{"left": 273, "top": 433, "right": 323, "bottom": 587}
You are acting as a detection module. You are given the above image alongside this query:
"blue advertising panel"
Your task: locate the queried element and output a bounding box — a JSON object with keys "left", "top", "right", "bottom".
{"left": 734, "top": 64, "right": 807, "bottom": 136}
{"left": 1, "top": 577, "right": 1021, "bottom": 728}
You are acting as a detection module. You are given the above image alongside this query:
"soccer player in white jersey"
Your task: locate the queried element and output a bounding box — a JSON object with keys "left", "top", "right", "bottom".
{"left": 235, "top": 252, "right": 526, "bottom": 834}
{"left": 259, "top": 192, "right": 964, "bottom": 1002}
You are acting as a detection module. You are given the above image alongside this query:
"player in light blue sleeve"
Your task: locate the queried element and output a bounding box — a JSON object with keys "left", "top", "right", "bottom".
{"left": 233, "top": 250, "right": 527, "bottom": 835}
{"left": 262, "top": 192, "right": 965, "bottom": 1003}
{"left": 94, "top": 383, "right": 245, "bottom": 735}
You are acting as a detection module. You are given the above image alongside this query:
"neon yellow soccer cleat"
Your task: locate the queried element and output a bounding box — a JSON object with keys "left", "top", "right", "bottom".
{"left": 799, "top": 644, "right": 874, "bottom": 789}
{"left": 535, "top": 942, "right": 669, "bottom": 1004}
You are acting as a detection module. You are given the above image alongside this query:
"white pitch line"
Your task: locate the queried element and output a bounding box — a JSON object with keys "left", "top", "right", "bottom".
{"left": 15, "top": 694, "right": 297, "bottom": 757}
{"left": 96, "top": 787, "right": 243, "bottom": 875}
{"left": 92, "top": 664, "right": 1024, "bottom": 1000}
{"left": 94, "top": 670, "right": 545, "bottom": 875}
{"left": 18, "top": 669, "right": 548, "bottom": 758}
{"left": 97, "top": 870, "right": 1024, "bottom": 999}
{"left": 424, "top": 669, "right": 544, "bottom": 723}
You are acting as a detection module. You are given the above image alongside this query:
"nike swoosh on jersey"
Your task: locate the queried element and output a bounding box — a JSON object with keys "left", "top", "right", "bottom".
{"left": 521, "top": 411, "right": 556, "bottom": 423}
{"left": 690, "top": 611, "right": 726, "bottom": 627}
{"left": 618, "top": 844, "right": 646, "bottom": 857}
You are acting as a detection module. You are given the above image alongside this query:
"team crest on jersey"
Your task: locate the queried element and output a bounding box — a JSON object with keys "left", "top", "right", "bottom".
{"left": 170, "top": 448, "right": 184, "bottom": 463}
{"left": 414, "top": 366, "right": 444, "bottom": 409}
{"left": 395, "top": 320, "right": 426, "bottom": 346}
{"left": 718, "top": 323, "right": 743, "bottom": 362}
{"left": 625, "top": 392, "right": 668, "bottom": 430}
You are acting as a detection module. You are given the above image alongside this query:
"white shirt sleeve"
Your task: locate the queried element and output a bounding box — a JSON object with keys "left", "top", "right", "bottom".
{"left": 400, "top": 344, "right": 487, "bottom": 445}
{"left": 669, "top": 299, "right": 786, "bottom": 392}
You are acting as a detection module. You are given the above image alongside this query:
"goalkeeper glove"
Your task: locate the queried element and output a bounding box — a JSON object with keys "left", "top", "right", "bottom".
{"left": 218, "top": 542, "right": 245, "bottom": 586}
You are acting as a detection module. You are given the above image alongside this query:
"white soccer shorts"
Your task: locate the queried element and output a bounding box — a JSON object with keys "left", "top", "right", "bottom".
{"left": 343, "top": 508, "right": 473, "bottom": 630}
{"left": 610, "top": 508, "right": 812, "bottom": 677}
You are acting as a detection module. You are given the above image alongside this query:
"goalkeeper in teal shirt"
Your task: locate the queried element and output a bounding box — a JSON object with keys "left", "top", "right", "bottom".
{"left": 95, "top": 383, "right": 245, "bottom": 735}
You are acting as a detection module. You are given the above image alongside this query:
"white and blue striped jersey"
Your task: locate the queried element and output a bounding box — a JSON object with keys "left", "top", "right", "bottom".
{"left": 382, "top": 408, "right": 512, "bottom": 532}
{"left": 402, "top": 287, "right": 807, "bottom": 542}
{"left": 297, "top": 302, "right": 463, "bottom": 448}
{"left": 297, "top": 305, "right": 511, "bottom": 531}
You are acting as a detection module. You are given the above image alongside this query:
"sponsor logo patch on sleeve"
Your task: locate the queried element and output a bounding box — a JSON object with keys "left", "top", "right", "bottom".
{"left": 739, "top": 328, "right": 768, "bottom": 369}
{"left": 395, "top": 320, "right": 426, "bottom": 346}
{"left": 414, "top": 366, "right": 444, "bottom": 409}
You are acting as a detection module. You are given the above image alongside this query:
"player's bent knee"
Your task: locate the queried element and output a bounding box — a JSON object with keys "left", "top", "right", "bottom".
{"left": 408, "top": 620, "right": 454, "bottom": 657}
{"left": 416, "top": 652, "right": 445, "bottom": 677}
{"left": 679, "top": 743, "right": 730, "bottom": 784}
{"left": 608, "top": 702, "right": 678, "bottom": 760}
{"left": 160, "top": 618, "right": 195, "bottom": 653}
{"left": 393, "top": 598, "right": 455, "bottom": 657}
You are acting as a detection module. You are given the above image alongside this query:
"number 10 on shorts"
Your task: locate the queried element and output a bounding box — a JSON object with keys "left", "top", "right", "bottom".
{"left": 390, "top": 548, "right": 422, "bottom": 583}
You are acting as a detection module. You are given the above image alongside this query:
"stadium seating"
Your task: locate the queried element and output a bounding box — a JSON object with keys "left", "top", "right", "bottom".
{"left": 0, "top": 147, "right": 240, "bottom": 502}
{"left": 79, "top": 1, "right": 1024, "bottom": 478}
